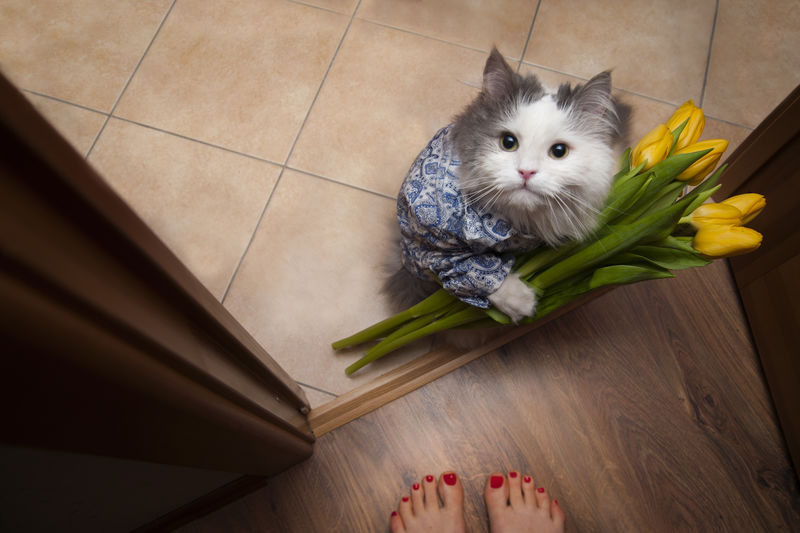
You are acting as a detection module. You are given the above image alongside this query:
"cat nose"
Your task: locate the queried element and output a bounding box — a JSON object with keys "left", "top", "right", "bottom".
{"left": 518, "top": 169, "right": 536, "bottom": 182}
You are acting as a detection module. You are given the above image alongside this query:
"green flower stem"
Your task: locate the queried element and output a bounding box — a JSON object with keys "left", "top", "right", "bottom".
{"left": 345, "top": 306, "right": 486, "bottom": 375}
{"left": 335, "top": 147, "right": 730, "bottom": 375}
{"left": 616, "top": 181, "right": 685, "bottom": 226}
{"left": 331, "top": 288, "right": 455, "bottom": 350}
{"left": 668, "top": 118, "right": 690, "bottom": 156}
{"left": 530, "top": 198, "right": 691, "bottom": 291}
{"left": 614, "top": 149, "right": 711, "bottom": 226}
{"left": 372, "top": 300, "right": 462, "bottom": 348}
{"left": 514, "top": 244, "right": 576, "bottom": 279}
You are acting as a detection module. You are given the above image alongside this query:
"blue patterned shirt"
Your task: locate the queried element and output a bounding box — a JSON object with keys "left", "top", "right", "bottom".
{"left": 397, "top": 125, "right": 540, "bottom": 308}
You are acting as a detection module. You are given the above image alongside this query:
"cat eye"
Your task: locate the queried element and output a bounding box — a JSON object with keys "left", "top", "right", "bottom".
{"left": 549, "top": 143, "right": 569, "bottom": 159}
{"left": 500, "top": 133, "right": 519, "bottom": 152}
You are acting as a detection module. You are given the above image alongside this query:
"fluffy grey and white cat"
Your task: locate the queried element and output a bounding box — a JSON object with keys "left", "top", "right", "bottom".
{"left": 386, "top": 48, "right": 623, "bottom": 324}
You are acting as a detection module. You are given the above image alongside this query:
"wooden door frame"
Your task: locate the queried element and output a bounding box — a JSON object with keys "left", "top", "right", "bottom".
{"left": 725, "top": 83, "right": 800, "bottom": 474}
{"left": 0, "top": 73, "right": 313, "bottom": 476}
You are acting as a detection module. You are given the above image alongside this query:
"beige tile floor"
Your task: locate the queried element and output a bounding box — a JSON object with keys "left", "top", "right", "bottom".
{"left": 2, "top": 0, "right": 798, "bottom": 408}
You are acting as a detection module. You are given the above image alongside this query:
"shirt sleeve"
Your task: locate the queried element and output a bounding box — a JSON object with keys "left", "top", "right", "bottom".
{"left": 412, "top": 244, "right": 514, "bottom": 308}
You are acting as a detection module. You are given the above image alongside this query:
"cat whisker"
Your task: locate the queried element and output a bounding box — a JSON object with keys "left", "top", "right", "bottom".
{"left": 549, "top": 193, "right": 593, "bottom": 240}
{"left": 557, "top": 188, "right": 602, "bottom": 215}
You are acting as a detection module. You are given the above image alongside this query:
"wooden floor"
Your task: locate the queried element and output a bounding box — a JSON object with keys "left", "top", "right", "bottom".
{"left": 177, "top": 260, "right": 800, "bottom": 533}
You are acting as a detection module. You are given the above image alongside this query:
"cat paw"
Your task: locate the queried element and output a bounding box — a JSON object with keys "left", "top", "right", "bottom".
{"left": 487, "top": 273, "right": 537, "bottom": 323}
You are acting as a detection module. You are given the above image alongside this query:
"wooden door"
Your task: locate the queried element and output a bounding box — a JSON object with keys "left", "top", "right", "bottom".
{"left": 722, "top": 83, "right": 800, "bottom": 473}
{"left": 0, "top": 72, "right": 313, "bottom": 476}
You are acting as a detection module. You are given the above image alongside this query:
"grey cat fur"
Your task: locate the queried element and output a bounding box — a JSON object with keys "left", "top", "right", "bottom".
{"left": 384, "top": 48, "right": 628, "bottom": 333}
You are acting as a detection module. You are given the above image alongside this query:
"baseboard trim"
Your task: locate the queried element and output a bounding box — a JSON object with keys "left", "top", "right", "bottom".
{"left": 308, "top": 288, "right": 611, "bottom": 437}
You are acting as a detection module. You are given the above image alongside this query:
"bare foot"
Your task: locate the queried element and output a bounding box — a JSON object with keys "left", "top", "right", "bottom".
{"left": 484, "top": 471, "right": 565, "bottom": 533}
{"left": 390, "top": 471, "right": 467, "bottom": 533}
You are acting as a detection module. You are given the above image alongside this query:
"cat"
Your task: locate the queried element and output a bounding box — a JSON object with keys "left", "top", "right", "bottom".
{"left": 385, "top": 48, "right": 624, "bottom": 325}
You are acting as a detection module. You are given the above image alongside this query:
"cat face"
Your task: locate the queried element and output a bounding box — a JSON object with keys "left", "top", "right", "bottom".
{"left": 452, "top": 49, "right": 622, "bottom": 246}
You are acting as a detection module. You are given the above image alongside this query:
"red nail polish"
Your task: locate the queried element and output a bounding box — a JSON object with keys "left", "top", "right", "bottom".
{"left": 537, "top": 487, "right": 545, "bottom": 493}
{"left": 490, "top": 475, "right": 504, "bottom": 489}
{"left": 523, "top": 476, "right": 532, "bottom": 483}
{"left": 412, "top": 483, "right": 420, "bottom": 491}
{"left": 554, "top": 500, "right": 559, "bottom": 506}
{"left": 509, "top": 471, "right": 518, "bottom": 478}
{"left": 443, "top": 473, "right": 457, "bottom": 486}
{"left": 426, "top": 475, "right": 434, "bottom": 483}
{"left": 402, "top": 496, "right": 409, "bottom": 502}
{"left": 391, "top": 511, "right": 398, "bottom": 517}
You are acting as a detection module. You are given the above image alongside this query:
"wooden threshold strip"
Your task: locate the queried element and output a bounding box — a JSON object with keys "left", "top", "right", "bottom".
{"left": 308, "top": 288, "right": 611, "bottom": 437}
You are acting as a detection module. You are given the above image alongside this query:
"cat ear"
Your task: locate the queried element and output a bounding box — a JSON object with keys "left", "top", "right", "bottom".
{"left": 562, "top": 72, "right": 620, "bottom": 138}
{"left": 482, "top": 47, "right": 515, "bottom": 100}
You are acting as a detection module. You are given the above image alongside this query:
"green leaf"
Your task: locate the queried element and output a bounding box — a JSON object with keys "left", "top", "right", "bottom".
{"left": 617, "top": 147, "right": 632, "bottom": 175}
{"left": 523, "top": 273, "right": 593, "bottom": 321}
{"left": 514, "top": 244, "right": 577, "bottom": 279}
{"left": 653, "top": 235, "right": 698, "bottom": 253}
{"left": 531, "top": 195, "right": 693, "bottom": 291}
{"left": 686, "top": 163, "right": 727, "bottom": 200}
{"left": 630, "top": 244, "right": 710, "bottom": 270}
{"left": 615, "top": 149, "right": 713, "bottom": 225}
{"left": 681, "top": 184, "right": 722, "bottom": 217}
{"left": 680, "top": 163, "right": 727, "bottom": 216}
{"left": 668, "top": 118, "right": 689, "bottom": 156}
{"left": 598, "top": 252, "right": 661, "bottom": 269}
{"left": 598, "top": 172, "right": 651, "bottom": 226}
{"left": 610, "top": 160, "right": 646, "bottom": 191}
{"left": 589, "top": 264, "right": 674, "bottom": 290}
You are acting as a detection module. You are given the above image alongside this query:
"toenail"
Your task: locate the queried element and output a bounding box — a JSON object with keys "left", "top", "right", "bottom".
{"left": 412, "top": 483, "right": 420, "bottom": 491}
{"left": 509, "top": 471, "right": 518, "bottom": 478}
{"left": 523, "top": 476, "right": 532, "bottom": 483}
{"left": 391, "top": 511, "right": 398, "bottom": 517}
{"left": 402, "top": 496, "right": 409, "bottom": 502}
{"left": 443, "top": 473, "right": 457, "bottom": 486}
{"left": 554, "top": 500, "right": 559, "bottom": 506}
{"left": 537, "top": 487, "right": 545, "bottom": 493}
{"left": 490, "top": 475, "right": 504, "bottom": 489}
{"left": 426, "top": 475, "right": 434, "bottom": 483}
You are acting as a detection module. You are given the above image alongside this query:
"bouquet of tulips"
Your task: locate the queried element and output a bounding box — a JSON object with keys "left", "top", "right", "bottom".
{"left": 333, "top": 101, "right": 765, "bottom": 376}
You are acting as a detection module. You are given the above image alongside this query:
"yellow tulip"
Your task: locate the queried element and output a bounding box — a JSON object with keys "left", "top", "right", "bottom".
{"left": 674, "top": 139, "right": 729, "bottom": 185}
{"left": 666, "top": 100, "right": 705, "bottom": 152}
{"left": 721, "top": 193, "right": 766, "bottom": 225}
{"left": 693, "top": 225, "right": 762, "bottom": 258}
{"left": 631, "top": 124, "right": 673, "bottom": 171}
{"left": 689, "top": 202, "right": 743, "bottom": 229}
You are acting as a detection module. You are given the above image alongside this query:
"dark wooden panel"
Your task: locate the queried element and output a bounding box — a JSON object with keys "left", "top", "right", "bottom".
{"left": 728, "top": 126, "right": 800, "bottom": 478}
{"left": 176, "top": 260, "right": 800, "bottom": 532}
{"left": 0, "top": 69, "right": 313, "bottom": 474}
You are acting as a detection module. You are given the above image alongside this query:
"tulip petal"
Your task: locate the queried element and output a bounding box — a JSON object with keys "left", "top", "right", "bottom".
{"left": 721, "top": 193, "right": 766, "bottom": 224}
{"left": 692, "top": 225, "right": 763, "bottom": 258}
{"left": 690, "top": 202, "right": 743, "bottom": 229}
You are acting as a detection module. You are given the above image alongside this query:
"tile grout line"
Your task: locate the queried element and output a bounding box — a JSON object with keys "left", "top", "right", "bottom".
{"left": 111, "top": 115, "right": 284, "bottom": 166}
{"left": 22, "top": 87, "right": 400, "bottom": 201}
{"left": 517, "top": 58, "right": 753, "bottom": 129}
{"left": 286, "top": 0, "right": 345, "bottom": 16}
{"left": 359, "top": 17, "right": 493, "bottom": 57}
{"left": 220, "top": 0, "right": 364, "bottom": 303}
{"left": 279, "top": 0, "right": 363, "bottom": 169}
{"left": 22, "top": 89, "right": 109, "bottom": 117}
{"left": 85, "top": 0, "right": 178, "bottom": 159}
{"left": 516, "top": 0, "right": 542, "bottom": 74}
{"left": 698, "top": 0, "right": 719, "bottom": 108}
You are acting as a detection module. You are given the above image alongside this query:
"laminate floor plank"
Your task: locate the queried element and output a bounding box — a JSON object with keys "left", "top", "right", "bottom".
{"left": 178, "top": 260, "right": 800, "bottom": 532}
